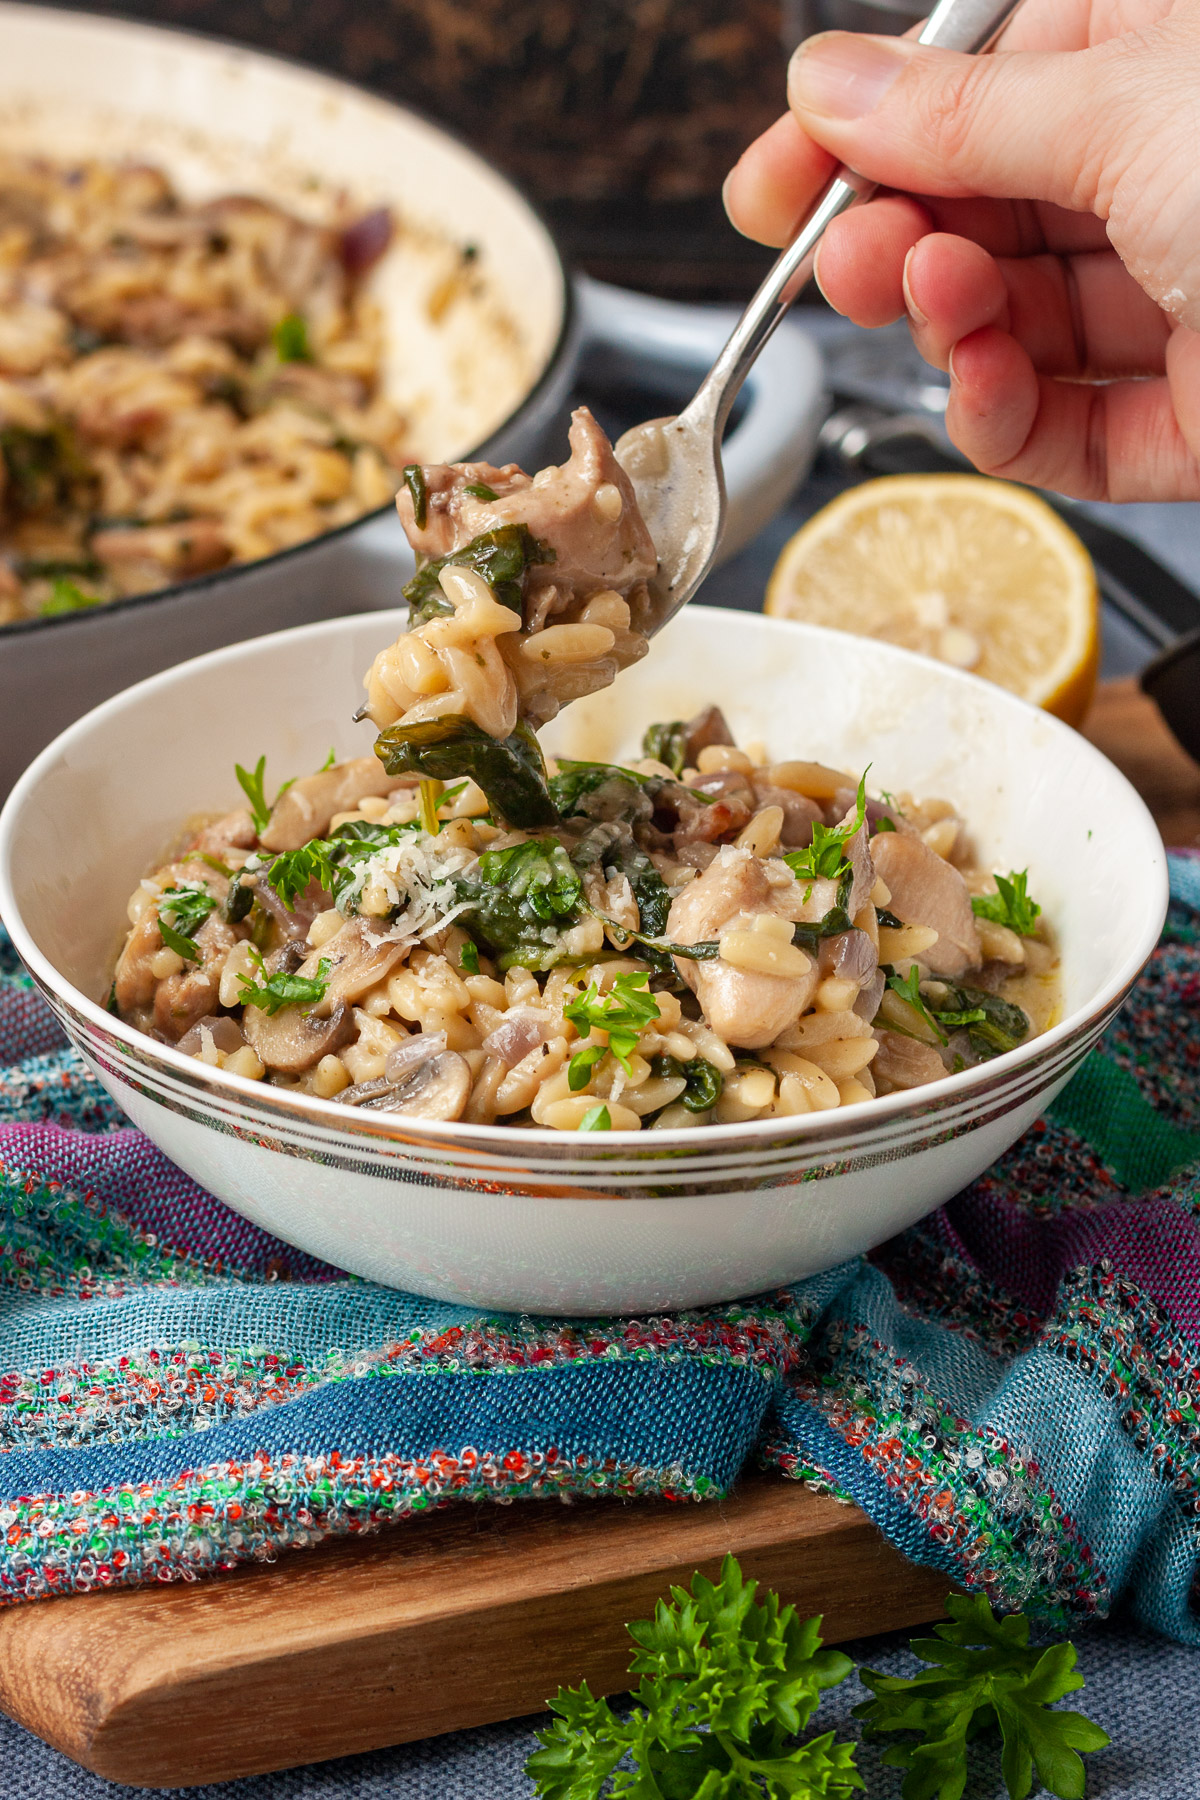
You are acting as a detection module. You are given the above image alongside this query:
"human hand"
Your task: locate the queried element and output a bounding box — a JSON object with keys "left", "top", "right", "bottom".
{"left": 724, "top": 2, "right": 1200, "bottom": 502}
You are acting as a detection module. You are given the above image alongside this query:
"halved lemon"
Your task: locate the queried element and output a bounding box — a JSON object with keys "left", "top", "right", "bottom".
{"left": 764, "top": 474, "right": 1100, "bottom": 726}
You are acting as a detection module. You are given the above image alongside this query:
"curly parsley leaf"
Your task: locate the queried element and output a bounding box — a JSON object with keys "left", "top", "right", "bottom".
{"left": 527, "top": 1553, "right": 860, "bottom": 1800}
{"left": 972, "top": 871, "right": 1042, "bottom": 938}
{"left": 855, "top": 1593, "right": 1109, "bottom": 1800}
{"left": 235, "top": 755, "right": 294, "bottom": 836}
{"left": 564, "top": 970, "right": 660, "bottom": 1085}
{"left": 784, "top": 771, "right": 868, "bottom": 890}
{"left": 260, "top": 840, "right": 337, "bottom": 911}
{"left": 235, "top": 952, "right": 331, "bottom": 1017}
{"left": 458, "top": 938, "right": 480, "bottom": 976}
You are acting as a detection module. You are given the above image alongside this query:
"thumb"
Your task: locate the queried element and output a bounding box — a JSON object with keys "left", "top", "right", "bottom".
{"left": 786, "top": 29, "right": 1147, "bottom": 214}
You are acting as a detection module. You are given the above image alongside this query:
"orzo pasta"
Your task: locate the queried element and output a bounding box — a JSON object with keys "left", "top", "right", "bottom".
{"left": 0, "top": 153, "right": 407, "bottom": 623}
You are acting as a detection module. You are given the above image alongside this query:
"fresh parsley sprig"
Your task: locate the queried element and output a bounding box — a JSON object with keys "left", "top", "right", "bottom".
{"left": 971, "top": 871, "right": 1041, "bottom": 938}
{"left": 855, "top": 1593, "right": 1109, "bottom": 1800}
{"left": 527, "top": 1555, "right": 861, "bottom": 1800}
{"left": 235, "top": 756, "right": 295, "bottom": 837}
{"left": 885, "top": 966, "right": 953, "bottom": 1046}
{"left": 784, "top": 771, "right": 868, "bottom": 891}
{"left": 235, "top": 950, "right": 331, "bottom": 1017}
{"left": 564, "top": 971, "right": 661, "bottom": 1091}
{"left": 157, "top": 883, "right": 218, "bottom": 964}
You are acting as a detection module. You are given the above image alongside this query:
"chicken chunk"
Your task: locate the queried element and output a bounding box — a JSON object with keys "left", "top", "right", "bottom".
{"left": 871, "top": 829, "right": 981, "bottom": 978}
{"left": 396, "top": 406, "right": 657, "bottom": 626}
{"left": 666, "top": 848, "right": 819, "bottom": 1049}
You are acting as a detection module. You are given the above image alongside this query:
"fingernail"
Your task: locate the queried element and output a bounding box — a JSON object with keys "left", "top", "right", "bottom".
{"left": 948, "top": 343, "right": 961, "bottom": 382}
{"left": 721, "top": 166, "right": 738, "bottom": 222}
{"left": 902, "top": 247, "right": 927, "bottom": 327}
{"left": 789, "top": 32, "right": 910, "bottom": 120}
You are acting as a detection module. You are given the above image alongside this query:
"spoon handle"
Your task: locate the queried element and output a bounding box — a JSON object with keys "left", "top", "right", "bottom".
{"left": 691, "top": 0, "right": 1027, "bottom": 439}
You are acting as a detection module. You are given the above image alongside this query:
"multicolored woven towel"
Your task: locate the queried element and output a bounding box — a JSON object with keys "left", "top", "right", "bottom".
{"left": 1, "top": 854, "right": 1199, "bottom": 1639}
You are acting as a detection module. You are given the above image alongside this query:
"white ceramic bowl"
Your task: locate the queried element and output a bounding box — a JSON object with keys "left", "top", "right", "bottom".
{"left": 0, "top": 610, "right": 1168, "bottom": 1314}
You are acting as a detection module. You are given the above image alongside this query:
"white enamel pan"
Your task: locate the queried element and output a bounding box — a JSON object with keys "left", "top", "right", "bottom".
{"left": 0, "top": 3, "right": 825, "bottom": 795}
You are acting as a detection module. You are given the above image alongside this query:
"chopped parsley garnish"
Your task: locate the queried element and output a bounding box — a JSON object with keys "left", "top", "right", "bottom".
{"left": 578, "top": 1104, "right": 611, "bottom": 1132}
{"left": 873, "top": 815, "right": 897, "bottom": 834}
{"left": 235, "top": 756, "right": 294, "bottom": 836}
{"left": 641, "top": 719, "right": 688, "bottom": 777}
{"left": 564, "top": 971, "right": 660, "bottom": 1088}
{"left": 855, "top": 1592, "right": 1109, "bottom": 1800}
{"left": 319, "top": 747, "right": 337, "bottom": 772}
{"left": 402, "top": 464, "right": 428, "bottom": 530}
{"left": 40, "top": 576, "right": 101, "bottom": 616}
{"left": 458, "top": 939, "right": 480, "bottom": 976}
{"left": 784, "top": 771, "right": 868, "bottom": 891}
{"left": 942, "top": 984, "right": 1030, "bottom": 1060}
{"left": 972, "top": 870, "right": 1042, "bottom": 937}
{"left": 271, "top": 312, "right": 312, "bottom": 362}
{"left": 236, "top": 951, "right": 331, "bottom": 1017}
{"left": 157, "top": 883, "right": 217, "bottom": 962}
{"left": 462, "top": 481, "right": 498, "bottom": 501}
{"left": 261, "top": 840, "right": 337, "bottom": 910}
{"left": 885, "top": 966, "right": 951, "bottom": 1046}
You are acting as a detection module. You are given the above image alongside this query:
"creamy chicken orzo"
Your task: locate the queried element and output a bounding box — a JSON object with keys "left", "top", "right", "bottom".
{"left": 110, "top": 415, "right": 1059, "bottom": 1129}
{"left": 0, "top": 154, "right": 408, "bottom": 623}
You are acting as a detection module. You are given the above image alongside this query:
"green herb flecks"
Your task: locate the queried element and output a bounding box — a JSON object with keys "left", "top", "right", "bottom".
{"left": 235, "top": 756, "right": 295, "bottom": 837}
{"left": 564, "top": 971, "right": 660, "bottom": 1089}
{"left": 784, "top": 771, "right": 868, "bottom": 893}
{"left": 156, "top": 883, "right": 218, "bottom": 962}
{"left": 578, "top": 1103, "right": 611, "bottom": 1132}
{"left": 855, "top": 1593, "right": 1108, "bottom": 1800}
{"left": 402, "top": 523, "right": 555, "bottom": 627}
{"left": 527, "top": 1553, "right": 860, "bottom": 1800}
{"left": 236, "top": 951, "right": 331, "bottom": 1017}
{"left": 791, "top": 903, "right": 856, "bottom": 958}
{"left": 972, "top": 870, "right": 1042, "bottom": 938}
{"left": 462, "top": 481, "right": 498, "bottom": 501}
{"left": 641, "top": 719, "right": 689, "bottom": 777}
{"left": 885, "top": 966, "right": 951, "bottom": 1046}
{"left": 402, "top": 464, "right": 428, "bottom": 530}
{"left": 1, "top": 421, "right": 92, "bottom": 514}
{"left": 272, "top": 313, "right": 312, "bottom": 363}
{"left": 39, "top": 576, "right": 101, "bottom": 616}
{"left": 374, "top": 714, "right": 556, "bottom": 830}
{"left": 458, "top": 939, "right": 480, "bottom": 976}
{"left": 319, "top": 747, "right": 338, "bottom": 772}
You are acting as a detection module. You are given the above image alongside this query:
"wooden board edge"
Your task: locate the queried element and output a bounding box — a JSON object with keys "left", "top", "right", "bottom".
{"left": 0, "top": 1486, "right": 950, "bottom": 1787}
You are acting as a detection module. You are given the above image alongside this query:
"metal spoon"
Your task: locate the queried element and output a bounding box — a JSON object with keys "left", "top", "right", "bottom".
{"left": 615, "top": 0, "right": 1027, "bottom": 632}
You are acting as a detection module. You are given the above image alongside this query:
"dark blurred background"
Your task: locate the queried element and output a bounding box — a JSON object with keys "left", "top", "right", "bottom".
{"left": 35, "top": 0, "right": 907, "bottom": 297}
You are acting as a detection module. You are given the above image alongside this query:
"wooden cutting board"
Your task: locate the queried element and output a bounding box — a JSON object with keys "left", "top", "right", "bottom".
{"left": 0, "top": 681, "right": 1191, "bottom": 1791}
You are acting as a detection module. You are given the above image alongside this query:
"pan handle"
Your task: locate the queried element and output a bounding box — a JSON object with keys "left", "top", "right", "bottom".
{"left": 574, "top": 276, "right": 826, "bottom": 567}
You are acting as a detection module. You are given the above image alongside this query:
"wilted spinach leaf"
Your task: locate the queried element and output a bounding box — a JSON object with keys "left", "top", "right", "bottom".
{"left": 402, "top": 524, "right": 555, "bottom": 626}
{"left": 375, "top": 714, "right": 557, "bottom": 829}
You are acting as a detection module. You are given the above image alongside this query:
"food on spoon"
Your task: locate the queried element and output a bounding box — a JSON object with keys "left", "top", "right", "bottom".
{"left": 0, "top": 153, "right": 408, "bottom": 625}
{"left": 109, "top": 725, "right": 1059, "bottom": 1129}
{"left": 765, "top": 474, "right": 1100, "bottom": 726}
{"left": 363, "top": 407, "right": 655, "bottom": 824}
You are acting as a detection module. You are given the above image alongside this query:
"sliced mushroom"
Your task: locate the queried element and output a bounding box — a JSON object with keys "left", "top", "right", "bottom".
{"left": 302, "top": 917, "right": 408, "bottom": 1015}
{"left": 177, "top": 1015, "right": 246, "bottom": 1059}
{"left": 243, "top": 999, "right": 354, "bottom": 1074}
{"left": 341, "top": 1050, "right": 470, "bottom": 1121}
{"left": 872, "top": 1030, "right": 948, "bottom": 1093}
{"left": 683, "top": 705, "right": 734, "bottom": 765}
{"left": 259, "top": 759, "right": 414, "bottom": 853}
